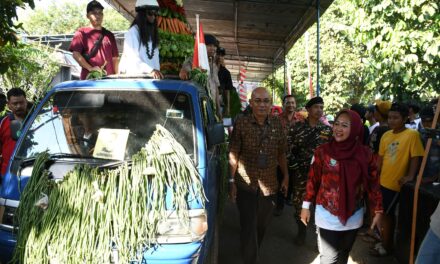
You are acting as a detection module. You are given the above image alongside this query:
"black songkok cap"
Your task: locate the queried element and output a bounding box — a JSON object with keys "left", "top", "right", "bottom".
{"left": 305, "top": 96, "right": 324, "bottom": 108}
{"left": 204, "top": 34, "right": 219, "bottom": 46}
{"left": 87, "top": 1, "right": 104, "bottom": 13}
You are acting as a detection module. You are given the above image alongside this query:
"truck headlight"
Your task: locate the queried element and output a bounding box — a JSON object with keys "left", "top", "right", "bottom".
{"left": 156, "top": 209, "right": 207, "bottom": 244}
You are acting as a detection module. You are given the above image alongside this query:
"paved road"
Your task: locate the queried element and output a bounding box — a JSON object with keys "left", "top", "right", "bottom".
{"left": 218, "top": 201, "right": 398, "bottom": 264}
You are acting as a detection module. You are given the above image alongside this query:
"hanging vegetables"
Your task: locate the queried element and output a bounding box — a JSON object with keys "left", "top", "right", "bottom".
{"left": 14, "top": 125, "right": 205, "bottom": 263}
{"left": 189, "top": 68, "right": 208, "bottom": 89}
{"left": 159, "top": 30, "right": 194, "bottom": 59}
{"left": 158, "top": 0, "right": 193, "bottom": 75}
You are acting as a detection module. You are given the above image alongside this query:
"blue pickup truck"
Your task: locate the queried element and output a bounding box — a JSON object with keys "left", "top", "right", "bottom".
{"left": 0, "top": 78, "right": 224, "bottom": 263}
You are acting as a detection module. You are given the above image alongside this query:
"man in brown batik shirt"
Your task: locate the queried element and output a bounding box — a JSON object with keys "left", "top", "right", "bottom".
{"left": 228, "top": 87, "right": 289, "bottom": 264}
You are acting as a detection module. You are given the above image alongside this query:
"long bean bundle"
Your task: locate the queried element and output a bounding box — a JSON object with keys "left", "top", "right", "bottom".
{"left": 14, "top": 125, "right": 206, "bottom": 263}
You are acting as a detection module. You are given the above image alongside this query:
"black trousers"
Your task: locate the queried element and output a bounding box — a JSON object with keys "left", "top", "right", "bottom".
{"left": 276, "top": 167, "right": 294, "bottom": 210}
{"left": 236, "top": 186, "right": 276, "bottom": 264}
{"left": 317, "top": 227, "right": 359, "bottom": 264}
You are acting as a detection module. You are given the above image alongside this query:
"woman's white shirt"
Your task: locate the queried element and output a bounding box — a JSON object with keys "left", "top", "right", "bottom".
{"left": 315, "top": 205, "right": 364, "bottom": 231}
{"left": 119, "top": 25, "right": 160, "bottom": 74}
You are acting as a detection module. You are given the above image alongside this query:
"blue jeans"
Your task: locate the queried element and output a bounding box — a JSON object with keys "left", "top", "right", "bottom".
{"left": 416, "top": 229, "right": 440, "bottom": 264}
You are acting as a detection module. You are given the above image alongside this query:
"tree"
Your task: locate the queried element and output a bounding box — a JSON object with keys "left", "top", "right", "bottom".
{"left": 265, "top": 0, "right": 439, "bottom": 112}
{"left": 352, "top": 0, "right": 440, "bottom": 101}
{"left": 266, "top": 0, "right": 366, "bottom": 113}
{"left": 0, "top": 0, "right": 35, "bottom": 73}
{"left": 21, "top": 2, "right": 130, "bottom": 35}
{"left": 0, "top": 42, "right": 60, "bottom": 102}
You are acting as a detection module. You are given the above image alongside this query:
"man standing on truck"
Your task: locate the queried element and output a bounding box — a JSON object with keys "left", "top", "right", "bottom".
{"left": 217, "top": 47, "right": 233, "bottom": 117}
{"left": 228, "top": 87, "right": 289, "bottom": 264}
{"left": 69, "top": 0, "right": 119, "bottom": 80}
{"left": 179, "top": 34, "right": 221, "bottom": 117}
{"left": 0, "top": 88, "right": 28, "bottom": 182}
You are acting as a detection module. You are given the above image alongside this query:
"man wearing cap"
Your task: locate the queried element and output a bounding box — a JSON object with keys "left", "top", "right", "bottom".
{"left": 179, "top": 34, "right": 221, "bottom": 117}
{"left": 368, "top": 100, "right": 392, "bottom": 156}
{"left": 69, "top": 1, "right": 119, "bottom": 80}
{"left": 119, "top": 0, "right": 163, "bottom": 79}
{"left": 217, "top": 47, "right": 233, "bottom": 116}
{"left": 288, "top": 96, "right": 332, "bottom": 245}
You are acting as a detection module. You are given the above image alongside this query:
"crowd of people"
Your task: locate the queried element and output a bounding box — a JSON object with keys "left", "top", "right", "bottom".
{"left": 228, "top": 88, "right": 439, "bottom": 264}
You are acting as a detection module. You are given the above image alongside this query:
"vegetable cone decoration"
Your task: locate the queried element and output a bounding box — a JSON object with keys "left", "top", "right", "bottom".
{"left": 14, "top": 125, "right": 206, "bottom": 263}
{"left": 158, "top": 0, "right": 194, "bottom": 74}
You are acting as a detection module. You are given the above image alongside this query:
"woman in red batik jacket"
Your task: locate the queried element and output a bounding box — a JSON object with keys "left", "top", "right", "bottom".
{"left": 300, "top": 109, "right": 383, "bottom": 264}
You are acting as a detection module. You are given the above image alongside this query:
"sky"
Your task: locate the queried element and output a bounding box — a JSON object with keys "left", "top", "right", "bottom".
{"left": 17, "top": 0, "right": 112, "bottom": 18}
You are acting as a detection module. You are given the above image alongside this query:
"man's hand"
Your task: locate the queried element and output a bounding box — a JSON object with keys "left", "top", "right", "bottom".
{"left": 300, "top": 208, "right": 310, "bottom": 226}
{"left": 151, "top": 70, "right": 164, "bottom": 79}
{"left": 229, "top": 182, "right": 237, "bottom": 203}
{"left": 179, "top": 68, "right": 189, "bottom": 80}
{"left": 280, "top": 175, "right": 289, "bottom": 197}
{"left": 89, "top": 66, "right": 102, "bottom": 72}
{"left": 398, "top": 175, "right": 412, "bottom": 186}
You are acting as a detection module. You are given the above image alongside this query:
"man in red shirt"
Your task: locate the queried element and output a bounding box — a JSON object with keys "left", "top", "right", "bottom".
{"left": 0, "top": 88, "right": 28, "bottom": 181}
{"left": 69, "top": 1, "right": 119, "bottom": 80}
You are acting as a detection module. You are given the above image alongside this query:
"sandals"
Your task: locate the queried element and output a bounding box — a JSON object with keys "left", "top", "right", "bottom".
{"left": 369, "top": 242, "right": 388, "bottom": 257}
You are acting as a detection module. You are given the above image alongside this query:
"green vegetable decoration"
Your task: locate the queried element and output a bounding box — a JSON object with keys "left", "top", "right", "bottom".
{"left": 13, "top": 125, "right": 206, "bottom": 263}
{"left": 229, "top": 87, "right": 243, "bottom": 118}
{"left": 189, "top": 68, "right": 208, "bottom": 90}
{"left": 157, "top": 0, "right": 194, "bottom": 75}
{"left": 86, "top": 62, "right": 107, "bottom": 80}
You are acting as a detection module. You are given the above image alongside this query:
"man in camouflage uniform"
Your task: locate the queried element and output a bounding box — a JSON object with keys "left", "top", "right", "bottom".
{"left": 288, "top": 96, "right": 332, "bottom": 245}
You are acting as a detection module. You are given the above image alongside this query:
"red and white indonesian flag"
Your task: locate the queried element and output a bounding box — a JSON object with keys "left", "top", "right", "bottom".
{"left": 192, "top": 14, "right": 210, "bottom": 74}
{"left": 238, "top": 66, "right": 247, "bottom": 110}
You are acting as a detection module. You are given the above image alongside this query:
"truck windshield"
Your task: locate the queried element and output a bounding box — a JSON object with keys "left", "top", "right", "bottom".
{"left": 15, "top": 89, "right": 195, "bottom": 162}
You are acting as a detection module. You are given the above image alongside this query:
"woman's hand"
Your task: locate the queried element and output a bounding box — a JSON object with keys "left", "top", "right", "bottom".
{"left": 370, "top": 212, "right": 383, "bottom": 235}
{"left": 300, "top": 208, "right": 310, "bottom": 226}
{"left": 151, "top": 70, "right": 164, "bottom": 79}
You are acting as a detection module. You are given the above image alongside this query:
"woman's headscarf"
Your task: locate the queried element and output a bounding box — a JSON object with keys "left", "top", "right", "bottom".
{"left": 322, "top": 109, "right": 370, "bottom": 225}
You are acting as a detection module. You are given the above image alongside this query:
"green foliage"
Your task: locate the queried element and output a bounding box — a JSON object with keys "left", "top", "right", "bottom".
{"left": 20, "top": 2, "right": 129, "bottom": 35}
{"left": 159, "top": 30, "right": 194, "bottom": 59}
{"left": 267, "top": 0, "right": 365, "bottom": 113}
{"left": 0, "top": 0, "right": 35, "bottom": 73}
{"left": 0, "top": 42, "right": 60, "bottom": 102}
{"left": 265, "top": 0, "right": 439, "bottom": 113}
{"left": 352, "top": 0, "right": 440, "bottom": 101}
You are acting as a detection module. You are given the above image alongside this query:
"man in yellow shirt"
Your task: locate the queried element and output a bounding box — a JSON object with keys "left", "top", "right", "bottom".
{"left": 373, "top": 102, "right": 424, "bottom": 256}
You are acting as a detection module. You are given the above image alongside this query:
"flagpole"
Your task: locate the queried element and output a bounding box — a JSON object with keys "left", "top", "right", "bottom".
{"left": 316, "top": 0, "right": 320, "bottom": 97}
{"left": 196, "top": 14, "right": 200, "bottom": 49}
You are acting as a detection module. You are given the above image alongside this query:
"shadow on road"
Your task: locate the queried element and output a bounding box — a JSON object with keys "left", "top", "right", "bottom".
{"left": 218, "top": 201, "right": 398, "bottom": 264}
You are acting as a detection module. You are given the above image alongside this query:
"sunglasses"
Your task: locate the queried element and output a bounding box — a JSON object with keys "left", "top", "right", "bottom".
{"left": 147, "top": 10, "right": 158, "bottom": 16}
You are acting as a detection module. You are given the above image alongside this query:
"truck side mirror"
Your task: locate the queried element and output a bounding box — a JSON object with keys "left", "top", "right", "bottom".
{"left": 10, "top": 120, "right": 22, "bottom": 140}
{"left": 207, "top": 122, "right": 225, "bottom": 148}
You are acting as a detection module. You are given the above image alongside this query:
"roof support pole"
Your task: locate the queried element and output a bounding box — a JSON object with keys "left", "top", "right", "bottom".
{"left": 283, "top": 45, "right": 287, "bottom": 97}
{"left": 316, "top": 0, "right": 321, "bottom": 96}
{"left": 272, "top": 63, "right": 275, "bottom": 102}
